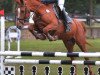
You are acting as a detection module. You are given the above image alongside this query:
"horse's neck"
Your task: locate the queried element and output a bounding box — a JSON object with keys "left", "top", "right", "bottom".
{"left": 37, "top": 5, "right": 56, "bottom": 18}
{"left": 46, "top": 4, "right": 54, "bottom": 8}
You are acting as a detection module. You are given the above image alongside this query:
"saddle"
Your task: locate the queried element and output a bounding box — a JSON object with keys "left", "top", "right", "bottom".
{"left": 53, "top": 4, "right": 70, "bottom": 31}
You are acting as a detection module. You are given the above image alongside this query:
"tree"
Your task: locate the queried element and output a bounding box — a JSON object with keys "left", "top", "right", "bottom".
{"left": 0, "top": 0, "right": 6, "bottom": 2}
{"left": 0, "top": 0, "right": 16, "bottom": 13}
{"left": 0, "top": 0, "right": 97, "bottom": 15}
{"left": 65, "top": 0, "right": 96, "bottom": 15}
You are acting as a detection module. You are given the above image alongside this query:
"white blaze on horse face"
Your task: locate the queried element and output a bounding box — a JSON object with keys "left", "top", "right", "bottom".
{"left": 29, "top": 12, "right": 34, "bottom": 23}
{"left": 18, "top": 8, "right": 21, "bottom": 18}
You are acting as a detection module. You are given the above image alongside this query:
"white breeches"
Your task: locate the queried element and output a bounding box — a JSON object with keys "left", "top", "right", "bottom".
{"left": 58, "top": 0, "right": 65, "bottom": 11}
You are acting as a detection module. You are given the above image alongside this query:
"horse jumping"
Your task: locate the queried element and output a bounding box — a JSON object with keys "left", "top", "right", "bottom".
{"left": 15, "top": 0, "right": 94, "bottom": 75}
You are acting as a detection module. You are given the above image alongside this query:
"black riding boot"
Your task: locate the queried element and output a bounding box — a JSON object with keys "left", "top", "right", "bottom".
{"left": 62, "top": 8, "right": 72, "bottom": 31}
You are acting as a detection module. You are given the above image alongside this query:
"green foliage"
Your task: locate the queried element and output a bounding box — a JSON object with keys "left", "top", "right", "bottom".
{"left": 65, "top": 0, "right": 96, "bottom": 14}
{"left": 0, "top": 0, "right": 13, "bottom": 13}
{"left": 0, "top": 0, "right": 98, "bottom": 14}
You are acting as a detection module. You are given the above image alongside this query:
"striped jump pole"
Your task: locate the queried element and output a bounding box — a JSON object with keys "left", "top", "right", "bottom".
{"left": 1, "top": 51, "right": 100, "bottom": 57}
{"left": 4, "top": 59, "right": 100, "bottom": 65}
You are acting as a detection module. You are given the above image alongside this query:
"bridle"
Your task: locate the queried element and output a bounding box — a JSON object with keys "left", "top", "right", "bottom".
{"left": 16, "top": 5, "right": 29, "bottom": 22}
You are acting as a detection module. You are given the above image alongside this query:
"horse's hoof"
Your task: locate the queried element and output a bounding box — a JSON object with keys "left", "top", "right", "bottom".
{"left": 35, "top": 34, "right": 46, "bottom": 40}
{"left": 90, "top": 71, "right": 95, "bottom": 75}
{"left": 48, "top": 36, "right": 58, "bottom": 41}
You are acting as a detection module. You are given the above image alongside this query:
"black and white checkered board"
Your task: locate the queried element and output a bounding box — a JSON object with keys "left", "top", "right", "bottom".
{"left": 4, "top": 66, "right": 15, "bottom": 75}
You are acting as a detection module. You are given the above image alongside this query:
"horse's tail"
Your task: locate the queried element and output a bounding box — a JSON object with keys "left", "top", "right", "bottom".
{"left": 73, "top": 19, "right": 92, "bottom": 46}
{"left": 73, "top": 18, "right": 86, "bottom": 32}
{"left": 80, "top": 21, "right": 87, "bottom": 32}
{"left": 79, "top": 21, "right": 93, "bottom": 46}
{"left": 80, "top": 21, "right": 93, "bottom": 46}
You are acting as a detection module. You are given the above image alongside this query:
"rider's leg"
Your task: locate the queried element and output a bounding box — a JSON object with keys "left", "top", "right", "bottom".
{"left": 58, "top": 0, "right": 65, "bottom": 11}
{"left": 62, "top": 8, "right": 72, "bottom": 31}
{"left": 58, "top": 0, "right": 72, "bottom": 31}
{"left": 65, "top": 11, "right": 72, "bottom": 23}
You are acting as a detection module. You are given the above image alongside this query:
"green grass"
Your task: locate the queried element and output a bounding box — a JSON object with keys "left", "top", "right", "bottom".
{"left": 5, "top": 39, "right": 100, "bottom": 75}
{"left": 4, "top": 22, "right": 100, "bottom": 75}
{"left": 5, "top": 21, "right": 15, "bottom": 28}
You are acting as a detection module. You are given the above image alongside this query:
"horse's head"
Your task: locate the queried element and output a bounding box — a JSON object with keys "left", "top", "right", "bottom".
{"left": 15, "top": 1, "right": 30, "bottom": 29}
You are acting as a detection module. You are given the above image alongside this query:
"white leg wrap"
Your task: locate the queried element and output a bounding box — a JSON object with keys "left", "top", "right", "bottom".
{"left": 29, "top": 12, "right": 34, "bottom": 23}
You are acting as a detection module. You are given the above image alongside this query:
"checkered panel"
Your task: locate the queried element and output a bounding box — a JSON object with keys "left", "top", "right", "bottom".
{"left": 4, "top": 66, "right": 15, "bottom": 75}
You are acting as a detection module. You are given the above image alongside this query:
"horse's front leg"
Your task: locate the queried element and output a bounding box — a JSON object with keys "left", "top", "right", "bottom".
{"left": 62, "top": 39, "right": 77, "bottom": 75}
{"left": 27, "top": 23, "right": 46, "bottom": 40}
{"left": 43, "top": 24, "right": 58, "bottom": 41}
{"left": 84, "top": 57, "right": 95, "bottom": 75}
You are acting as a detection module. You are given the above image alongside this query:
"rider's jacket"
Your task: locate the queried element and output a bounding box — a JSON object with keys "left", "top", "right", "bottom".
{"left": 41, "top": 0, "right": 58, "bottom": 4}
{"left": 41, "top": 0, "right": 65, "bottom": 11}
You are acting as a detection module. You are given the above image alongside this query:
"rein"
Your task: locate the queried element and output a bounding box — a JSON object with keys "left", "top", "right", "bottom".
{"left": 16, "top": 5, "right": 30, "bottom": 23}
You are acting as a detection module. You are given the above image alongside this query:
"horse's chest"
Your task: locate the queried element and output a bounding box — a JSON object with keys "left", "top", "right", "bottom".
{"left": 35, "top": 20, "right": 46, "bottom": 29}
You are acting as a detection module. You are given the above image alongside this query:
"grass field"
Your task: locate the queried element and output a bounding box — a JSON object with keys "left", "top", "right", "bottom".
{"left": 5, "top": 39, "right": 100, "bottom": 75}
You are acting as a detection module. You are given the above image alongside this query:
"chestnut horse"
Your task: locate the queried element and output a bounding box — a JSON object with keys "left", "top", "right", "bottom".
{"left": 15, "top": 0, "right": 94, "bottom": 75}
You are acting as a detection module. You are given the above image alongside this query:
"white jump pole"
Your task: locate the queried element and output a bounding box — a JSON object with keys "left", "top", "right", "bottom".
{"left": 0, "top": 13, "right": 5, "bottom": 75}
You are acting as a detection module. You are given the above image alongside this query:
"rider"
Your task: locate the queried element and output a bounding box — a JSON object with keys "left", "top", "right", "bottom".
{"left": 41, "top": 0, "right": 72, "bottom": 31}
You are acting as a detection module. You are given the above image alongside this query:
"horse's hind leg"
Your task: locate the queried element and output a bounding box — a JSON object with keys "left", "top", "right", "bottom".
{"left": 63, "top": 38, "right": 77, "bottom": 75}
{"left": 76, "top": 41, "right": 95, "bottom": 75}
